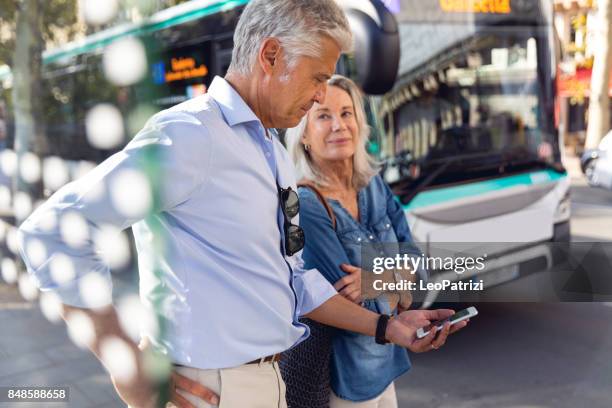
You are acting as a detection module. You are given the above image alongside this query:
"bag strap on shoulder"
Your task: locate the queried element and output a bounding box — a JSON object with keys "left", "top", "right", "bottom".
{"left": 297, "top": 180, "right": 336, "bottom": 230}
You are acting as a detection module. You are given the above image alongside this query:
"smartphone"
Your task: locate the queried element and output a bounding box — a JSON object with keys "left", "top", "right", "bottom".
{"left": 416, "top": 307, "right": 478, "bottom": 339}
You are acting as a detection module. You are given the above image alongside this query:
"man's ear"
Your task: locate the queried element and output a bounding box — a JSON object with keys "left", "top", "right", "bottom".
{"left": 259, "top": 38, "right": 281, "bottom": 75}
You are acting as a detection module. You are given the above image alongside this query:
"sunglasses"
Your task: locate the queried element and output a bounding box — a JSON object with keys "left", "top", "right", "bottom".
{"left": 277, "top": 183, "right": 305, "bottom": 256}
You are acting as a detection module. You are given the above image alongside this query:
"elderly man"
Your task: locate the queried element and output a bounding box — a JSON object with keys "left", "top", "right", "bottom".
{"left": 18, "top": 1, "right": 463, "bottom": 407}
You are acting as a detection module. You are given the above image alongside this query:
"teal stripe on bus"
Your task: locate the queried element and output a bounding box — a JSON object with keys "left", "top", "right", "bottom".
{"left": 0, "top": 1, "right": 249, "bottom": 81}
{"left": 43, "top": 0, "right": 248, "bottom": 65}
{"left": 403, "top": 169, "right": 567, "bottom": 211}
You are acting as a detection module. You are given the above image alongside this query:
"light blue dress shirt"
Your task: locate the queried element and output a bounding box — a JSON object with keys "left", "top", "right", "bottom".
{"left": 18, "top": 76, "right": 337, "bottom": 369}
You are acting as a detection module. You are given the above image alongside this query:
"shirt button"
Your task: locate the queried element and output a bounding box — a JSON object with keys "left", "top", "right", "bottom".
{"left": 357, "top": 237, "right": 362, "bottom": 242}
{"left": 369, "top": 235, "right": 374, "bottom": 240}
{"left": 385, "top": 223, "right": 391, "bottom": 229}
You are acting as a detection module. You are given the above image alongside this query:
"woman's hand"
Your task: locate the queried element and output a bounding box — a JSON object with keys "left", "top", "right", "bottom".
{"left": 334, "top": 264, "right": 362, "bottom": 304}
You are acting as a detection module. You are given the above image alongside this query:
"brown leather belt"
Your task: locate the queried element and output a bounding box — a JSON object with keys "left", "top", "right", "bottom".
{"left": 246, "top": 353, "right": 282, "bottom": 365}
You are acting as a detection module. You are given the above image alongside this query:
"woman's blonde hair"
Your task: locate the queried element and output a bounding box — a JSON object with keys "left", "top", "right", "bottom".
{"left": 286, "top": 75, "right": 379, "bottom": 190}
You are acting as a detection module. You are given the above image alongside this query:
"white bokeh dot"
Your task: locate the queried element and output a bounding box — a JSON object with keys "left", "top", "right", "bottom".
{"left": 40, "top": 291, "right": 63, "bottom": 323}
{"left": 19, "top": 152, "right": 42, "bottom": 184}
{"left": 86, "top": 104, "right": 125, "bottom": 149}
{"left": 0, "top": 149, "right": 16, "bottom": 176}
{"left": 38, "top": 210, "right": 58, "bottom": 232}
{"left": 66, "top": 311, "right": 96, "bottom": 349}
{"left": 81, "top": 0, "right": 118, "bottom": 26}
{"left": 0, "top": 185, "right": 11, "bottom": 211}
{"left": 118, "top": 295, "right": 159, "bottom": 342}
{"left": 60, "top": 212, "right": 89, "bottom": 248}
{"left": 25, "top": 239, "right": 47, "bottom": 269}
{"left": 1, "top": 258, "right": 18, "bottom": 284}
{"left": 18, "top": 273, "right": 39, "bottom": 301}
{"left": 49, "top": 253, "right": 76, "bottom": 285}
{"left": 79, "top": 273, "right": 112, "bottom": 309}
{"left": 74, "top": 161, "right": 97, "bottom": 181}
{"left": 100, "top": 336, "right": 137, "bottom": 384}
{"left": 6, "top": 227, "right": 20, "bottom": 254}
{"left": 43, "top": 156, "right": 70, "bottom": 191}
{"left": 95, "top": 226, "right": 131, "bottom": 269}
{"left": 110, "top": 169, "right": 152, "bottom": 219}
{"left": 13, "top": 191, "right": 33, "bottom": 221}
{"left": 103, "top": 37, "right": 147, "bottom": 87}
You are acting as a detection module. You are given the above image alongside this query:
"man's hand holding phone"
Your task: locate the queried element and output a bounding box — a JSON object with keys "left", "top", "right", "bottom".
{"left": 392, "top": 309, "right": 470, "bottom": 353}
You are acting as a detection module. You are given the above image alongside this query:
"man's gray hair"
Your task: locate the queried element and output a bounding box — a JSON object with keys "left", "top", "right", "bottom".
{"left": 227, "top": 0, "right": 353, "bottom": 75}
{"left": 286, "top": 75, "right": 379, "bottom": 190}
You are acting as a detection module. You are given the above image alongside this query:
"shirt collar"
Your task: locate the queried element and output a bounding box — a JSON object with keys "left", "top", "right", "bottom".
{"left": 208, "top": 76, "right": 261, "bottom": 127}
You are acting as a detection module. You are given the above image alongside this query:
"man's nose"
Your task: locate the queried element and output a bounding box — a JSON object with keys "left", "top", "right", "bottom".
{"left": 313, "top": 83, "right": 327, "bottom": 104}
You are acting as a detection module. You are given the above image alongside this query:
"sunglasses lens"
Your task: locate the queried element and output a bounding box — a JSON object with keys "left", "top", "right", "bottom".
{"left": 284, "top": 190, "right": 300, "bottom": 219}
{"left": 286, "top": 224, "right": 305, "bottom": 256}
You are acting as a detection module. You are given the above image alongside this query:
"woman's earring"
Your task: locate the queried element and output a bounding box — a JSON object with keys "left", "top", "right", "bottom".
{"left": 304, "top": 144, "right": 311, "bottom": 151}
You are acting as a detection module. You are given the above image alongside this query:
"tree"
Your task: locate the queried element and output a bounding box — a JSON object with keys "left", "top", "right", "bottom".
{"left": 585, "top": 0, "right": 612, "bottom": 149}
{"left": 0, "top": 0, "right": 79, "bottom": 196}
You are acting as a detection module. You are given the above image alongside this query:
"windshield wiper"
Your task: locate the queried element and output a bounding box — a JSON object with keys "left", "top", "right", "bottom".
{"left": 394, "top": 150, "right": 504, "bottom": 204}
{"left": 395, "top": 158, "right": 459, "bottom": 205}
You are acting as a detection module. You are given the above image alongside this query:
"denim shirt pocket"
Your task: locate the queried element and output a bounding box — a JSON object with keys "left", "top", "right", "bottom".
{"left": 372, "top": 215, "right": 397, "bottom": 244}
{"left": 336, "top": 228, "right": 364, "bottom": 266}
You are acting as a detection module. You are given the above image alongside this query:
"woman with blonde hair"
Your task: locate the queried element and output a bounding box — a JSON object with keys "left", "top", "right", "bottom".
{"left": 280, "top": 75, "right": 465, "bottom": 407}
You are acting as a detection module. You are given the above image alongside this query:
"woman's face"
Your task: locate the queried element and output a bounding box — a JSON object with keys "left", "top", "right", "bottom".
{"left": 303, "top": 85, "right": 359, "bottom": 164}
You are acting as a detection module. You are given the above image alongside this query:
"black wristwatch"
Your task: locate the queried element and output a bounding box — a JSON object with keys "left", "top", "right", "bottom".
{"left": 375, "top": 314, "right": 391, "bottom": 345}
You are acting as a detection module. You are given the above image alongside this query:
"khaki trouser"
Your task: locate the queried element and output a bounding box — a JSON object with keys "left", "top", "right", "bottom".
{"left": 329, "top": 382, "right": 398, "bottom": 408}
{"left": 168, "top": 362, "right": 287, "bottom": 408}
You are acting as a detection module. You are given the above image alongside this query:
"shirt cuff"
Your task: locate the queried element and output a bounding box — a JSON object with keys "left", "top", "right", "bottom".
{"left": 294, "top": 268, "right": 337, "bottom": 316}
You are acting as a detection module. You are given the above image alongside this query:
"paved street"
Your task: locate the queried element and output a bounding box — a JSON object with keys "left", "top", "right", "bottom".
{"left": 1, "top": 157, "right": 612, "bottom": 408}
{"left": 0, "top": 283, "right": 125, "bottom": 408}
{"left": 396, "top": 301, "right": 612, "bottom": 408}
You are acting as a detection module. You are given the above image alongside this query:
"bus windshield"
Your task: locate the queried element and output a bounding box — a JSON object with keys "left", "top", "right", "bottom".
{"left": 377, "top": 1, "right": 560, "bottom": 201}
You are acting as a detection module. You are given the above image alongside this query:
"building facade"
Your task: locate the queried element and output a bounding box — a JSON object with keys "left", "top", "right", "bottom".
{"left": 554, "top": 0, "right": 611, "bottom": 153}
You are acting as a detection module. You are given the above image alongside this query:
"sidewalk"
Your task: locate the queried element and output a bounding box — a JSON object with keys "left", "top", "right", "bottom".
{"left": 0, "top": 283, "right": 125, "bottom": 408}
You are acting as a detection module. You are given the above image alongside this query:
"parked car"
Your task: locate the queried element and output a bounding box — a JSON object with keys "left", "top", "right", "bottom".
{"left": 581, "top": 131, "right": 612, "bottom": 189}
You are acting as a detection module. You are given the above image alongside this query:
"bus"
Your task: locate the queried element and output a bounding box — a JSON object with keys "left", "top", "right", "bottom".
{"left": 371, "top": 0, "right": 570, "bottom": 303}
{"left": 0, "top": 0, "right": 569, "bottom": 303}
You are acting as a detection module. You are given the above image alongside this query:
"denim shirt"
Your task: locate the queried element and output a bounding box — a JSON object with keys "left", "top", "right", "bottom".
{"left": 298, "top": 174, "right": 425, "bottom": 401}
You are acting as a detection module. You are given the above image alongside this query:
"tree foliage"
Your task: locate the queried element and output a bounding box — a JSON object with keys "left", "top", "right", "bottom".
{"left": 0, "top": 0, "right": 79, "bottom": 67}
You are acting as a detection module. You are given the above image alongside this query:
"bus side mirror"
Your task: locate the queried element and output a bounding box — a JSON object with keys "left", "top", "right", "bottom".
{"left": 343, "top": 0, "right": 400, "bottom": 94}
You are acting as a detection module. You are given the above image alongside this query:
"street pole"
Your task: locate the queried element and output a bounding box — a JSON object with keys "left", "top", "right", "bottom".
{"left": 11, "top": 0, "right": 45, "bottom": 201}
{"left": 585, "top": 0, "right": 612, "bottom": 149}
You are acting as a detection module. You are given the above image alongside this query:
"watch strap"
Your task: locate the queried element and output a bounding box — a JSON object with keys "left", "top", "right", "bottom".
{"left": 375, "top": 314, "right": 390, "bottom": 345}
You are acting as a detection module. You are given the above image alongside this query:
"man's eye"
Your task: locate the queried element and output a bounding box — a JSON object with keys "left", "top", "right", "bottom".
{"left": 318, "top": 114, "right": 330, "bottom": 119}
{"left": 342, "top": 111, "right": 353, "bottom": 117}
